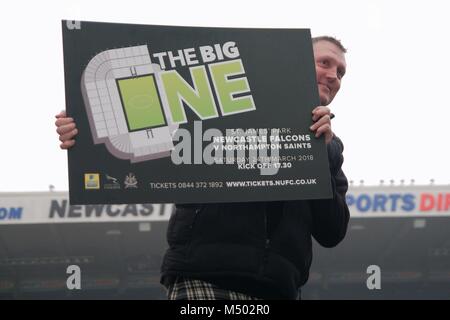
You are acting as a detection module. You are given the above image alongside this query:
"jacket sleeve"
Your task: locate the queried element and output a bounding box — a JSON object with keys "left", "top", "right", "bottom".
{"left": 310, "top": 135, "right": 350, "bottom": 248}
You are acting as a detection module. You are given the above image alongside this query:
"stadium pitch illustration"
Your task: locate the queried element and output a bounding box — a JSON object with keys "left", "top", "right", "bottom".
{"left": 81, "top": 45, "right": 179, "bottom": 163}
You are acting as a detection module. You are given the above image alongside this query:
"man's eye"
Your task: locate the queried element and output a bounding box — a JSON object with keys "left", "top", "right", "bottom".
{"left": 320, "top": 60, "right": 329, "bottom": 66}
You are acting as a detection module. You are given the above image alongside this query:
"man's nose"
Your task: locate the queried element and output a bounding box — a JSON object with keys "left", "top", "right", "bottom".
{"left": 325, "top": 68, "right": 338, "bottom": 82}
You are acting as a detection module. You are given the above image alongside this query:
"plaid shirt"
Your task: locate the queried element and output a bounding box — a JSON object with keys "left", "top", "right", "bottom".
{"left": 167, "top": 277, "right": 261, "bottom": 300}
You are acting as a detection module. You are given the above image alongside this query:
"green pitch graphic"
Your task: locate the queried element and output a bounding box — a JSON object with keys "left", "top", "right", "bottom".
{"left": 118, "top": 76, "right": 166, "bottom": 130}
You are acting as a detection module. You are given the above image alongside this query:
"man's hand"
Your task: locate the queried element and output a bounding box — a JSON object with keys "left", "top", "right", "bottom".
{"left": 55, "top": 110, "right": 78, "bottom": 149}
{"left": 310, "top": 106, "right": 334, "bottom": 144}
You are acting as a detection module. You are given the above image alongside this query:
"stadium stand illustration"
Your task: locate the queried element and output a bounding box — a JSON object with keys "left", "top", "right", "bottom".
{"left": 81, "top": 45, "right": 179, "bottom": 162}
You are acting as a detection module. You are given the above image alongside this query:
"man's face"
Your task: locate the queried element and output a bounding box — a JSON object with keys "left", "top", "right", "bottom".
{"left": 313, "top": 40, "right": 347, "bottom": 106}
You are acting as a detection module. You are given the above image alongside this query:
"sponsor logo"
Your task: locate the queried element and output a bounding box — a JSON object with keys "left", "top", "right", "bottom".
{"left": 346, "top": 192, "right": 450, "bottom": 214}
{"left": 104, "top": 174, "right": 121, "bottom": 190}
{"left": 124, "top": 173, "right": 138, "bottom": 189}
{"left": 84, "top": 173, "right": 100, "bottom": 190}
{"left": 49, "top": 201, "right": 170, "bottom": 220}
{"left": 0, "top": 207, "right": 23, "bottom": 220}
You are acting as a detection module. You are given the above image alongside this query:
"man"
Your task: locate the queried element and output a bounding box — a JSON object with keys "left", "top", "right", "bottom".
{"left": 55, "top": 36, "right": 349, "bottom": 300}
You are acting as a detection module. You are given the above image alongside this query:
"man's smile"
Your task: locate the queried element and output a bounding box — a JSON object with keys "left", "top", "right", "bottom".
{"left": 319, "top": 83, "right": 331, "bottom": 93}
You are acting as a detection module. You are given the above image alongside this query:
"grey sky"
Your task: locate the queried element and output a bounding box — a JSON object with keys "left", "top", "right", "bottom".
{"left": 0, "top": 0, "right": 449, "bottom": 191}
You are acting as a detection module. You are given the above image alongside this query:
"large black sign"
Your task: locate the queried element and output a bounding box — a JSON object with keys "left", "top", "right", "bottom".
{"left": 62, "top": 20, "right": 332, "bottom": 204}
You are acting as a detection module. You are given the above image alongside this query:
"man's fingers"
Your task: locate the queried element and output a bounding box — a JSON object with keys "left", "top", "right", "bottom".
{"left": 55, "top": 117, "right": 74, "bottom": 127}
{"left": 314, "top": 124, "right": 333, "bottom": 144}
{"left": 311, "top": 107, "right": 334, "bottom": 144}
{"left": 60, "top": 140, "right": 76, "bottom": 149}
{"left": 312, "top": 106, "right": 331, "bottom": 121}
{"left": 55, "top": 110, "right": 67, "bottom": 119}
{"left": 58, "top": 129, "right": 78, "bottom": 142}
{"left": 56, "top": 122, "right": 76, "bottom": 135}
{"left": 55, "top": 111, "right": 77, "bottom": 149}
{"left": 315, "top": 124, "right": 331, "bottom": 138}
{"left": 313, "top": 106, "right": 331, "bottom": 114}
{"left": 310, "top": 114, "right": 330, "bottom": 131}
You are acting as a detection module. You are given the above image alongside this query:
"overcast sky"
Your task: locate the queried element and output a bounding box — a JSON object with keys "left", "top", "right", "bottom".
{"left": 0, "top": 0, "right": 449, "bottom": 192}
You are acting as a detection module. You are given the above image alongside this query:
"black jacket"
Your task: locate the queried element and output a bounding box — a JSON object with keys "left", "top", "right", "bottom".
{"left": 160, "top": 136, "right": 350, "bottom": 299}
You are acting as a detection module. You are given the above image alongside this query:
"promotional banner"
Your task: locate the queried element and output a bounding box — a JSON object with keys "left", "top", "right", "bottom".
{"left": 62, "top": 20, "right": 332, "bottom": 204}
{"left": 0, "top": 192, "right": 173, "bottom": 225}
{"left": 346, "top": 186, "right": 450, "bottom": 217}
{"left": 1, "top": 186, "right": 449, "bottom": 224}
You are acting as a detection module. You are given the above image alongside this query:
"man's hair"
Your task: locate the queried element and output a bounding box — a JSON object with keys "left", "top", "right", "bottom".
{"left": 312, "top": 36, "right": 347, "bottom": 53}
